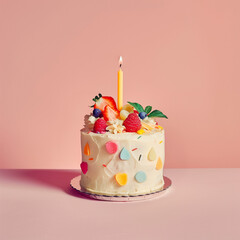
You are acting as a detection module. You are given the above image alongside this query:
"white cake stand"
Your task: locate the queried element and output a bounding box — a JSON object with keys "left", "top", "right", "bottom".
{"left": 70, "top": 175, "right": 172, "bottom": 202}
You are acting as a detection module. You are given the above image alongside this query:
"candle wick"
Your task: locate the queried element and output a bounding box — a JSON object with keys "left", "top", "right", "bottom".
{"left": 120, "top": 64, "right": 122, "bottom": 68}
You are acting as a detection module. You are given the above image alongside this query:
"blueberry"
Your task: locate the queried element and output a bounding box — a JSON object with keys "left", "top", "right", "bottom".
{"left": 93, "top": 108, "right": 102, "bottom": 118}
{"left": 139, "top": 112, "right": 147, "bottom": 119}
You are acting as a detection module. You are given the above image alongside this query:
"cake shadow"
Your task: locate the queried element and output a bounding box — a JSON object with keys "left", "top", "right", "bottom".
{"left": 9, "top": 169, "right": 93, "bottom": 200}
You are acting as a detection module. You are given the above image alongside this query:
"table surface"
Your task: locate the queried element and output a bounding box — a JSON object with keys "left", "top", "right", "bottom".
{"left": 0, "top": 169, "right": 240, "bottom": 240}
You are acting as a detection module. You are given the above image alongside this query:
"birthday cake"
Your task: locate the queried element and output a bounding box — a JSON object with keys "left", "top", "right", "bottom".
{"left": 80, "top": 94, "right": 168, "bottom": 196}
{"left": 80, "top": 57, "right": 167, "bottom": 196}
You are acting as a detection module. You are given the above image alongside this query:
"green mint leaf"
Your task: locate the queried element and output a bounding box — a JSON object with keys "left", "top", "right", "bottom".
{"left": 148, "top": 110, "right": 168, "bottom": 119}
{"left": 127, "top": 102, "right": 144, "bottom": 113}
{"left": 145, "top": 106, "right": 152, "bottom": 114}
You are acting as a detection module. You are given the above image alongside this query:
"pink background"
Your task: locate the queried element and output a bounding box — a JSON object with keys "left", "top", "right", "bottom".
{"left": 1, "top": 0, "right": 240, "bottom": 169}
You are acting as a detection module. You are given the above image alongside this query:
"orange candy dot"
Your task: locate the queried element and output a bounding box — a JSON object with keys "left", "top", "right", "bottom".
{"left": 84, "top": 143, "right": 90, "bottom": 156}
{"left": 156, "top": 157, "right": 163, "bottom": 170}
{"left": 115, "top": 173, "right": 128, "bottom": 186}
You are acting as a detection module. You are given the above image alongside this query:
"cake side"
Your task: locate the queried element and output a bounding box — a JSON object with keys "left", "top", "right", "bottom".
{"left": 80, "top": 129, "right": 165, "bottom": 196}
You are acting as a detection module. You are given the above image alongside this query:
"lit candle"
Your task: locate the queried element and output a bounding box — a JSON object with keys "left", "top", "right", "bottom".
{"left": 118, "top": 56, "right": 123, "bottom": 110}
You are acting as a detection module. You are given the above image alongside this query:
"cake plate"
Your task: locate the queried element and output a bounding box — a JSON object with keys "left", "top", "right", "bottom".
{"left": 70, "top": 175, "right": 172, "bottom": 202}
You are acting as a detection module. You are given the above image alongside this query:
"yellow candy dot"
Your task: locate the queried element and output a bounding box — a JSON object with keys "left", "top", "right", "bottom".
{"left": 84, "top": 143, "right": 90, "bottom": 156}
{"left": 148, "top": 147, "right": 156, "bottom": 161}
{"left": 156, "top": 157, "right": 163, "bottom": 170}
{"left": 137, "top": 129, "right": 145, "bottom": 135}
{"left": 115, "top": 173, "right": 128, "bottom": 186}
{"left": 156, "top": 125, "right": 163, "bottom": 130}
{"left": 159, "top": 141, "right": 163, "bottom": 144}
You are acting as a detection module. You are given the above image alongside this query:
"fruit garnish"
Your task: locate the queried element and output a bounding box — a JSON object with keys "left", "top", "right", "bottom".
{"left": 139, "top": 112, "right": 147, "bottom": 120}
{"left": 133, "top": 110, "right": 139, "bottom": 114}
{"left": 122, "top": 103, "right": 134, "bottom": 113}
{"left": 93, "top": 118, "right": 107, "bottom": 133}
{"left": 103, "top": 105, "right": 120, "bottom": 122}
{"left": 120, "top": 109, "right": 129, "bottom": 120}
{"left": 123, "top": 113, "right": 142, "bottom": 132}
{"left": 91, "top": 93, "right": 117, "bottom": 112}
{"left": 93, "top": 108, "right": 102, "bottom": 118}
{"left": 128, "top": 101, "right": 168, "bottom": 119}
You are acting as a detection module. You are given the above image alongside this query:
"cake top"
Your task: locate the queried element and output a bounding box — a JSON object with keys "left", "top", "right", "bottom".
{"left": 83, "top": 93, "right": 168, "bottom": 135}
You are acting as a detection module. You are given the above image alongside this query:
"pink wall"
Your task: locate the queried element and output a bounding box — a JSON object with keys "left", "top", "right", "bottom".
{"left": 1, "top": 0, "right": 240, "bottom": 169}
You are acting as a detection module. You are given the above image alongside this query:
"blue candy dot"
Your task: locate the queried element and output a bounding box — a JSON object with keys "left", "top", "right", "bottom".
{"left": 120, "top": 147, "right": 130, "bottom": 160}
{"left": 135, "top": 171, "right": 147, "bottom": 183}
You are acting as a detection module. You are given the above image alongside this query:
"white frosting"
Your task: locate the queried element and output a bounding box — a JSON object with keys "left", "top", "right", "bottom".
{"left": 80, "top": 129, "right": 165, "bottom": 196}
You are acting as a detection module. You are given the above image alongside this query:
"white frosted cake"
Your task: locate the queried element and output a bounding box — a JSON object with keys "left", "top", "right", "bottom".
{"left": 80, "top": 94, "right": 168, "bottom": 196}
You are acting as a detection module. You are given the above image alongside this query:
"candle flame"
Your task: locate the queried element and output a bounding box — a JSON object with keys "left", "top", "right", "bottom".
{"left": 119, "top": 56, "right": 123, "bottom": 67}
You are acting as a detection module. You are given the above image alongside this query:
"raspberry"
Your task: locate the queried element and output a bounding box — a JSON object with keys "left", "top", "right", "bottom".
{"left": 93, "top": 118, "right": 107, "bottom": 133}
{"left": 123, "top": 113, "right": 142, "bottom": 132}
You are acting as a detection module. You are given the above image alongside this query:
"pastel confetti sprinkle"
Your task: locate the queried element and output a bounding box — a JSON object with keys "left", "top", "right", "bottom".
{"left": 148, "top": 147, "right": 156, "bottom": 161}
{"left": 159, "top": 141, "right": 163, "bottom": 144}
{"left": 105, "top": 141, "right": 118, "bottom": 154}
{"left": 115, "top": 173, "right": 128, "bottom": 186}
{"left": 156, "top": 157, "right": 163, "bottom": 170}
{"left": 135, "top": 171, "right": 147, "bottom": 183}
{"left": 83, "top": 143, "right": 90, "bottom": 156}
{"left": 132, "top": 148, "right": 138, "bottom": 151}
{"left": 120, "top": 147, "right": 130, "bottom": 160}
{"left": 103, "top": 164, "right": 107, "bottom": 167}
{"left": 137, "top": 129, "right": 145, "bottom": 135}
{"left": 80, "top": 162, "right": 88, "bottom": 174}
{"left": 89, "top": 158, "right": 93, "bottom": 160}
{"left": 138, "top": 154, "right": 142, "bottom": 161}
{"left": 137, "top": 136, "right": 142, "bottom": 139}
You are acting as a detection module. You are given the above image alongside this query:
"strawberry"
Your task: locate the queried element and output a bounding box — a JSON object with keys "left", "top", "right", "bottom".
{"left": 93, "top": 118, "right": 107, "bottom": 133}
{"left": 103, "top": 105, "right": 120, "bottom": 122}
{"left": 123, "top": 113, "right": 142, "bottom": 132}
{"left": 133, "top": 110, "right": 139, "bottom": 114}
{"left": 92, "top": 94, "right": 117, "bottom": 112}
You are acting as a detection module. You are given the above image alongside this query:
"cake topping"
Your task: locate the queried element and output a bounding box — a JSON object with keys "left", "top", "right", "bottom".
{"left": 80, "top": 162, "right": 88, "bottom": 174}
{"left": 106, "top": 119, "right": 125, "bottom": 134}
{"left": 139, "top": 112, "right": 147, "bottom": 120}
{"left": 93, "top": 118, "right": 107, "bottom": 133}
{"left": 103, "top": 105, "right": 120, "bottom": 122}
{"left": 123, "top": 113, "right": 142, "bottom": 132}
{"left": 120, "top": 147, "right": 131, "bottom": 160}
{"left": 137, "top": 129, "right": 145, "bottom": 135}
{"left": 85, "top": 93, "right": 167, "bottom": 134}
{"left": 84, "top": 143, "right": 90, "bottom": 155}
{"left": 105, "top": 141, "right": 118, "bottom": 154}
{"left": 120, "top": 109, "right": 130, "bottom": 120}
{"left": 93, "top": 108, "right": 102, "bottom": 118}
{"left": 92, "top": 94, "right": 117, "bottom": 112}
{"left": 148, "top": 147, "right": 157, "bottom": 161}
{"left": 128, "top": 101, "right": 168, "bottom": 119}
{"left": 135, "top": 171, "right": 147, "bottom": 183}
{"left": 156, "top": 157, "right": 163, "bottom": 170}
{"left": 115, "top": 173, "right": 128, "bottom": 186}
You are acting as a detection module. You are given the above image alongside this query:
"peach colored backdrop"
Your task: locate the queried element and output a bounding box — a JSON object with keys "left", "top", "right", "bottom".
{"left": 1, "top": 0, "right": 240, "bottom": 169}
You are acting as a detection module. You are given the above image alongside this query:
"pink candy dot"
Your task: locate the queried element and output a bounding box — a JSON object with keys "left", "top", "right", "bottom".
{"left": 80, "top": 162, "right": 88, "bottom": 174}
{"left": 105, "top": 141, "right": 118, "bottom": 154}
